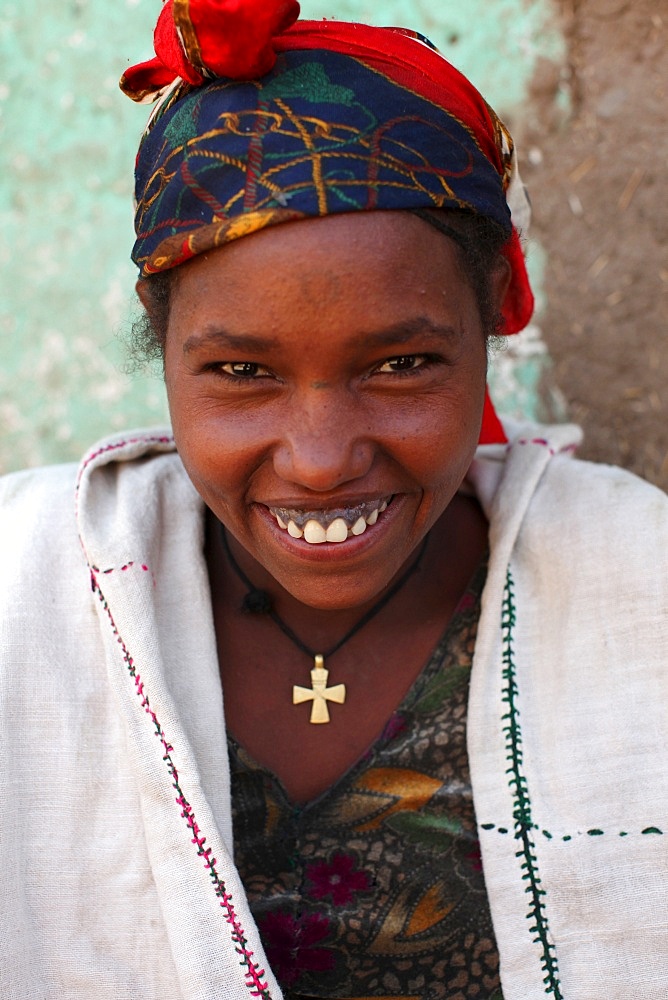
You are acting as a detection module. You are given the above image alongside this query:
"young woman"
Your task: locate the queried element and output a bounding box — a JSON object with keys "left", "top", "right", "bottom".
{"left": 1, "top": 3, "right": 666, "bottom": 998}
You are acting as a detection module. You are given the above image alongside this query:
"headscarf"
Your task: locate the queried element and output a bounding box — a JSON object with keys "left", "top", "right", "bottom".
{"left": 121, "top": 0, "right": 534, "bottom": 443}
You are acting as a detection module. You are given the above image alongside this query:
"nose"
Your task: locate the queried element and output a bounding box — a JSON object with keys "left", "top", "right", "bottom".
{"left": 272, "top": 389, "right": 375, "bottom": 492}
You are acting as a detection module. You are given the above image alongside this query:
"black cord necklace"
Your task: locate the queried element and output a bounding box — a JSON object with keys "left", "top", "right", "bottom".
{"left": 220, "top": 524, "right": 429, "bottom": 724}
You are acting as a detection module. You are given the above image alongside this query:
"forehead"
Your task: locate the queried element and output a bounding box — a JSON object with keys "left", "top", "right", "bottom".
{"left": 169, "top": 210, "right": 474, "bottom": 331}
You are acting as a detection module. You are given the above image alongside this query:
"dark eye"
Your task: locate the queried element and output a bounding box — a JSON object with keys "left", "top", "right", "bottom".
{"left": 220, "top": 362, "right": 265, "bottom": 378}
{"left": 376, "top": 355, "right": 427, "bottom": 373}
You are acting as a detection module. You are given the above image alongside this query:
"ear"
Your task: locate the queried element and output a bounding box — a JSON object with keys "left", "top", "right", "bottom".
{"left": 135, "top": 277, "right": 166, "bottom": 331}
{"left": 499, "top": 229, "right": 534, "bottom": 333}
{"left": 489, "top": 254, "right": 512, "bottom": 318}
{"left": 135, "top": 276, "right": 170, "bottom": 353}
{"left": 135, "top": 278, "right": 152, "bottom": 311}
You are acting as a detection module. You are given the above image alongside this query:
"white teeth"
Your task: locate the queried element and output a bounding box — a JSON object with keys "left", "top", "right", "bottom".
{"left": 303, "top": 520, "right": 327, "bottom": 544}
{"left": 275, "top": 498, "right": 391, "bottom": 541}
{"left": 325, "top": 517, "right": 348, "bottom": 543}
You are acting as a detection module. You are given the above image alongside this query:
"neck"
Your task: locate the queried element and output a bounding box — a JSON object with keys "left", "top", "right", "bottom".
{"left": 205, "top": 493, "right": 489, "bottom": 650}
{"left": 216, "top": 515, "right": 430, "bottom": 646}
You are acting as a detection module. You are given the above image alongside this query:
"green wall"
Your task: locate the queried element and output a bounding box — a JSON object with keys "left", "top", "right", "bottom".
{"left": 0, "top": 0, "right": 564, "bottom": 471}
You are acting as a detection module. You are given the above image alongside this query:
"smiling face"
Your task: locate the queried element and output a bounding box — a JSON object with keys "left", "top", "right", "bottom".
{"left": 159, "top": 210, "right": 499, "bottom": 611}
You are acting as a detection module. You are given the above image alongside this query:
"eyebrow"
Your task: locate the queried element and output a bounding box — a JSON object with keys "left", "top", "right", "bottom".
{"left": 183, "top": 329, "right": 277, "bottom": 354}
{"left": 360, "top": 318, "right": 460, "bottom": 348}
{"left": 182, "top": 318, "right": 460, "bottom": 355}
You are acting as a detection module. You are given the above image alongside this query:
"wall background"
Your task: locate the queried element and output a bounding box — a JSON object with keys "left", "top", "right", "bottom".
{"left": 0, "top": 0, "right": 566, "bottom": 472}
{"left": 523, "top": 0, "right": 668, "bottom": 490}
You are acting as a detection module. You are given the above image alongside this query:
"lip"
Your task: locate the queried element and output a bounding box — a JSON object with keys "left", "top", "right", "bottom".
{"left": 251, "top": 493, "right": 409, "bottom": 563}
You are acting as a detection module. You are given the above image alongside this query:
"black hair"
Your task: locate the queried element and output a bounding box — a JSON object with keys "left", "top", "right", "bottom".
{"left": 129, "top": 209, "right": 509, "bottom": 366}
{"left": 411, "top": 208, "right": 509, "bottom": 338}
{"left": 128, "top": 270, "right": 172, "bottom": 369}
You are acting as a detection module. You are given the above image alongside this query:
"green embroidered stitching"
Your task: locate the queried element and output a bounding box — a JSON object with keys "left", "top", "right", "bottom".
{"left": 501, "top": 569, "right": 563, "bottom": 998}
{"left": 262, "top": 63, "right": 357, "bottom": 105}
{"left": 481, "top": 823, "right": 664, "bottom": 839}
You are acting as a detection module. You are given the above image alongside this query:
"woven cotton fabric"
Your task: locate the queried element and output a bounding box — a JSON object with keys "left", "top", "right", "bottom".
{"left": 2, "top": 423, "right": 668, "bottom": 997}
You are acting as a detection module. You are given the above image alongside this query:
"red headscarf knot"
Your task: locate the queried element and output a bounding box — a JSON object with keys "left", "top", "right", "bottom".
{"left": 121, "top": 0, "right": 301, "bottom": 102}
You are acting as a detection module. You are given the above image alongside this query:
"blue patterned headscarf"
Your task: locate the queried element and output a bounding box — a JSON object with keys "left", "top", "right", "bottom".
{"left": 131, "top": 41, "right": 516, "bottom": 280}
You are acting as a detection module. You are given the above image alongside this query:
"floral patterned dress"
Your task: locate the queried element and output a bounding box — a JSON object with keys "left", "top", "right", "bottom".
{"left": 229, "top": 559, "right": 502, "bottom": 1000}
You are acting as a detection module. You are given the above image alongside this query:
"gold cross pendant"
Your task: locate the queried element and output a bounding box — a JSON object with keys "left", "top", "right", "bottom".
{"left": 293, "top": 654, "right": 346, "bottom": 724}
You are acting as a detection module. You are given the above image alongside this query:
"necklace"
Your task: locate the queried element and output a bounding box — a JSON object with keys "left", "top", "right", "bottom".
{"left": 220, "top": 525, "right": 429, "bottom": 724}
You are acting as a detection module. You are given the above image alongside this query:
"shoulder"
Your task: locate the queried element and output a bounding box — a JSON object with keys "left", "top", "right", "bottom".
{"left": 471, "top": 420, "right": 667, "bottom": 595}
{"left": 0, "top": 461, "right": 80, "bottom": 551}
{"left": 0, "top": 460, "right": 78, "bottom": 505}
{"left": 0, "top": 428, "right": 183, "bottom": 592}
{"left": 0, "top": 462, "right": 88, "bottom": 630}
{"left": 513, "top": 452, "right": 668, "bottom": 628}
{"left": 473, "top": 418, "right": 667, "bottom": 541}
{"left": 529, "top": 450, "right": 667, "bottom": 550}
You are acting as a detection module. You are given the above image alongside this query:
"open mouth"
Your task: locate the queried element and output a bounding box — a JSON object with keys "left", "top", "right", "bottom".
{"left": 267, "top": 497, "right": 393, "bottom": 545}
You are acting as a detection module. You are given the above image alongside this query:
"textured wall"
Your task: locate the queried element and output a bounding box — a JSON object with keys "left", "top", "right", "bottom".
{"left": 0, "top": 0, "right": 564, "bottom": 472}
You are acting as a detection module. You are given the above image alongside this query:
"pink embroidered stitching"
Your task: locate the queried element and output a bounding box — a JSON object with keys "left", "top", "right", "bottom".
{"left": 76, "top": 434, "right": 175, "bottom": 490}
{"left": 91, "top": 562, "right": 150, "bottom": 576}
{"left": 91, "top": 576, "right": 272, "bottom": 999}
{"left": 511, "top": 437, "right": 578, "bottom": 458}
{"left": 74, "top": 434, "right": 175, "bottom": 563}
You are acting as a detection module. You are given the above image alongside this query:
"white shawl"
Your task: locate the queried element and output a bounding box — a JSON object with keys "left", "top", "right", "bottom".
{"left": 0, "top": 422, "right": 666, "bottom": 999}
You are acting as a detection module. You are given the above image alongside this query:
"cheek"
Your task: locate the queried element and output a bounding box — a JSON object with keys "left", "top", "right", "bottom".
{"left": 405, "top": 410, "right": 481, "bottom": 498}
{"left": 377, "top": 366, "right": 486, "bottom": 479}
{"left": 164, "top": 346, "right": 269, "bottom": 472}
{"left": 169, "top": 399, "right": 270, "bottom": 499}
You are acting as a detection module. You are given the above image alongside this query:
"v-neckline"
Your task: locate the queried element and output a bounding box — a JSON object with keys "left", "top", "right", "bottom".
{"left": 227, "top": 552, "right": 488, "bottom": 814}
